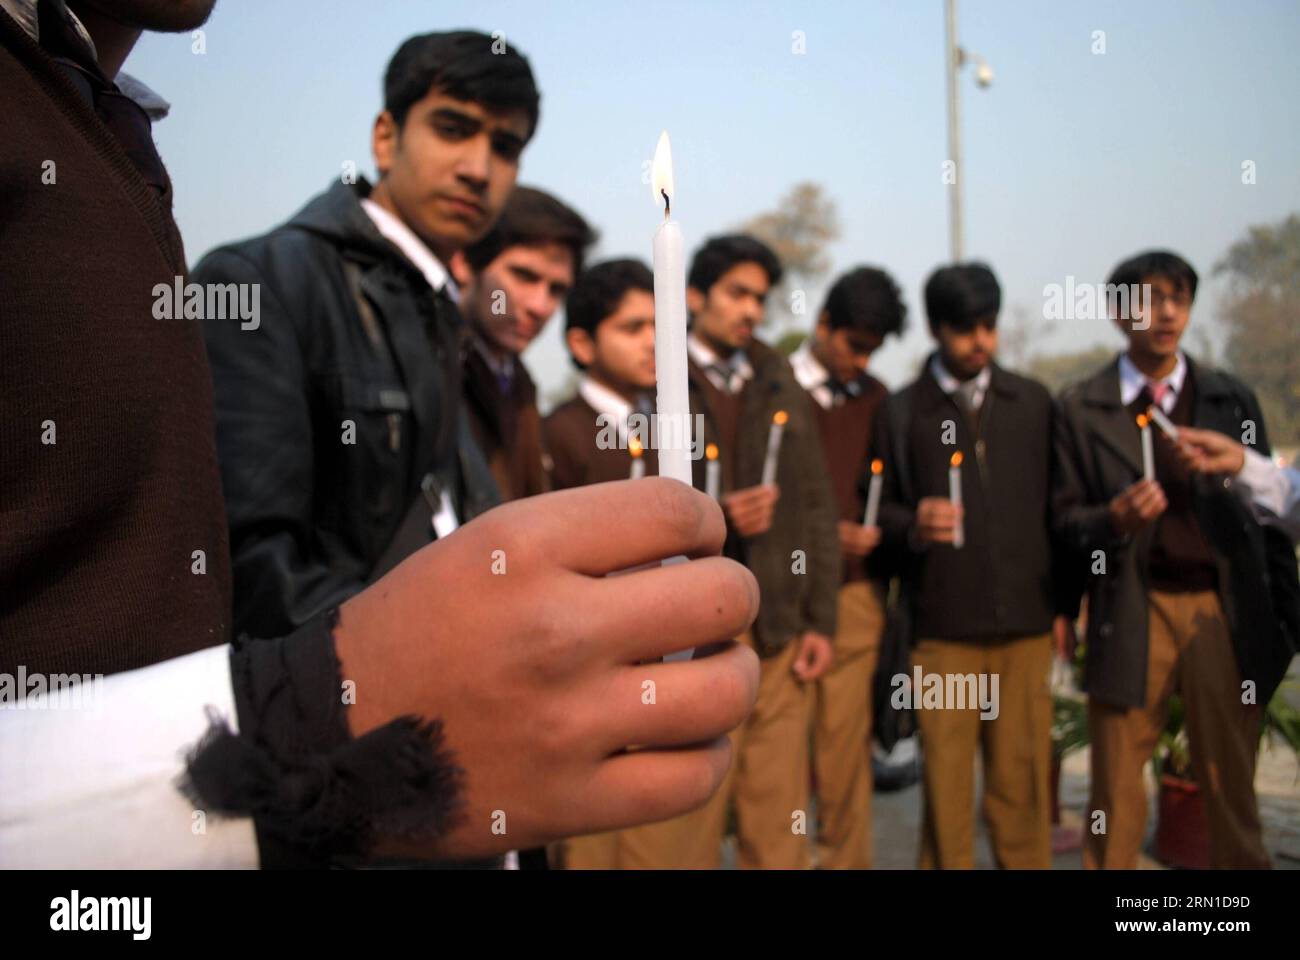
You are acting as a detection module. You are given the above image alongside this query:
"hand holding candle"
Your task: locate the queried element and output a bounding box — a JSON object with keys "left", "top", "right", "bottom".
{"left": 760, "top": 409, "right": 788, "bottom": 487}
{"left": 949, "top": 451, "right": 965, "bottom": 549}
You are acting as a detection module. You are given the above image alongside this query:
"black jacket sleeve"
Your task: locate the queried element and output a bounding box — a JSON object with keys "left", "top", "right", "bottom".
{"left": 194, "top": 248, "right": 369, "bottom": 638}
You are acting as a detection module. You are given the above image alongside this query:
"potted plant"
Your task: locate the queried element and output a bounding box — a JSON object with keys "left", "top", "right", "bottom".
{"left": 1152, "top": 681, "right": 1300, "bottom": 869}
{"left": 1049, "top": 637, "right": 1088, "bottom": 852}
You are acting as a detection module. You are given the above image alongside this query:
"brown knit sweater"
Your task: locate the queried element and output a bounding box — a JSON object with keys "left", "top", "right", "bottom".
{"left": 0, "top": 12, "right": 232, "bottom": 676}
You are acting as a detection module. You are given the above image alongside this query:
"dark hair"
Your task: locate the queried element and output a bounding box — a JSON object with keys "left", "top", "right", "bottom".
{"left": 1106, "top": 249, "right": 1198, "bottom": 301}
{"left": 564, "top": 259, "right": 654, "bottom": 369}
{"left": 462, "top": 186, "right": 597, "bottom": 275}
{"left": 384, "top": 30, "right": 540, "bottom": 137}
{"left": 924, "top": 262, "right": 1001, "bottom": 335}
{"left": 821, "top": 266, "right": 907, "bottom": 340}
{"left": 687, "top": 234, "right": 783, "bottom": 294}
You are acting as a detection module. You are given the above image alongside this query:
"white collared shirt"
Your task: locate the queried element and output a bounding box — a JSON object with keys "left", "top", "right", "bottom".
{"left": 790, "top": 341, "right": 836, "bottom": 410}
{"left": 359, "top": 198, "right": 460, "bottom": 304}
{"left": 579, "top": 375, "right": 652, "bottom": 446}
{"left": 1118, "top": 351, "right": 1186, "bottom": 412}
{"left": 929, "top": 354, "right": 992, "bottom": 410}
{"left": 688, "top": 333, "right": 753, "bottom": 394}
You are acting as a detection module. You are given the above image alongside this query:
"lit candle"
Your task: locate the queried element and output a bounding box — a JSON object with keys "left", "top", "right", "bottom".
{"left": 628, "top": 436, "right": 645, "bottom": 480}
{"left": 949, "top": 451, "right": 964, "bottom": 549}
{"left": 1137, "top": 412, "right": 1155, "bottom": 481}
{"left": 863, "top": 458, "right": 884, "bottom": 527}
{"left": 705, "top": 443, "right": 720, "bottom": 499}
{"left": 652, "top": 131, "right": 690, "bottom": 489}
{"left": 760, "top": 410, "right": 788, "bottom": 487}
{"left": 652, "top": 131, "right": 693, "bottom": 664}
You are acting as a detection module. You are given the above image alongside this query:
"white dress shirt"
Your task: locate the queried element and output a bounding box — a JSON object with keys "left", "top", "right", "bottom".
{"left": 929, "top": 355, "right": 992, "bottom": 411}
{"left": 1118, "top": 351, "right": 1186, "bottom": 412}
{"left": 688, "top": 333, "right": 753, "bottom": 395}
{"left": 359, "top": 198, "right": 460, "bottom": 304}
{"left": 579, "top": 375, "right": 651, "bottom": 447}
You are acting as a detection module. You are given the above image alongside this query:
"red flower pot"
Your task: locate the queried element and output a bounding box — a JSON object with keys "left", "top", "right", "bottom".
{"left": 1154, "top": 774, "right": 1210, "bottom": 869}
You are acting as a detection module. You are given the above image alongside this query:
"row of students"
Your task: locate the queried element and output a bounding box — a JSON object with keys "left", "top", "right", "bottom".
{"left": 522, "top": 242, "right": 1296, "bottom": 870}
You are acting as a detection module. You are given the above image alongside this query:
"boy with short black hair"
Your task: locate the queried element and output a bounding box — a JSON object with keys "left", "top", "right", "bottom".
{"left": 874, "top": 262, "right": 1069, "bottom": 869}
{"left": 1053, "top": 249, "right": 1298, "bottom": 869}
{"left": 790, "top": 265, "right": 905, "bottom": 868}
{"left": 543, "top": 258, "right": 658, "bottom": 494}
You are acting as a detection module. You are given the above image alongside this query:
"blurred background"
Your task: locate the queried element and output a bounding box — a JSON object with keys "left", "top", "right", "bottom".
{"left": 133, "top": 0, "right": 1299, "bottom": 446}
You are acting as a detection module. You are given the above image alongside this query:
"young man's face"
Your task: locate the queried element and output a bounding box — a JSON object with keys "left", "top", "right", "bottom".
{"left": 372, "top": 91, "right": 531, "bottom": 261}
{"left": 456, "top": 243, "right": 575, "bottom": 357}
{"left": 935, "top": 316, "right": 997, "bottom": 380}
{"left": 567, "top": 289, "right": 657, "bottom": 394}
{"left": 1116, "top": 274, "right": 1192, "bottom": 363}
{"left": 812, "top": 316, "right": 882, "bottom": 384}
{"left": 687, "top": 262, "right": 771, "bottom": 352}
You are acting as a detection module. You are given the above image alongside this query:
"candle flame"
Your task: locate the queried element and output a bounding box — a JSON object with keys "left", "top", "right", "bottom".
{"left": 706, "top": 443, "right": 719, "bottom": 461}
{"left": 950, "top": 451, "right": 964, "bottom": 468}
{"left": 772, "top": 410, "right": 789, "bottom": 426}
{"left": 629, "top": 436, "right": 644, "bottom": 458}
{"left": 1136, "top": 413, "right": 1149, "bottom": 428}
{"left": 652, "top": 131, "right": 674, "bottom": 216}
{"left": 871, "top": 459, "right": 884, "bottom": 475}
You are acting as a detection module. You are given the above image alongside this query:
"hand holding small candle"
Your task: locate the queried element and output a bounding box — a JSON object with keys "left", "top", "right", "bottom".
{"left": 760, "top": 409, "right": 788, "bottom": 487}
{"left": 949, "top": 451, "right": 965, "bottom": 549}
{"left": 628, "top": 435, "right": 645, "bottom": 480}
{"left": 705, "top": 442, "right": 720, "bottom": 499}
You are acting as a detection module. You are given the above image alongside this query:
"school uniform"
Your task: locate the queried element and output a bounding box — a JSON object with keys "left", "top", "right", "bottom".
{"left": 1054, "top": 352, "right": 1299, "bottom": 868}
{"left": 614, "top": 334, "right": 840, "bottom": 869}
{"left": 790, "top": 343, "right": 889, "bottom": 869}
{"left": 874, "top": 356, "right": 1061, "bottom": 869}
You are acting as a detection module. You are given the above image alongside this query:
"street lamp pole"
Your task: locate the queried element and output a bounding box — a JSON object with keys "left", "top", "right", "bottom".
{"left": 945, "top": 0, "right": 964, "bottom": 263}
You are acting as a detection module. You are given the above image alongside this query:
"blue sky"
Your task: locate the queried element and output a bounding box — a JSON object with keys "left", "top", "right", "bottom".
{"left": 131, "top": 0, "right": 1300, "bottom": 398}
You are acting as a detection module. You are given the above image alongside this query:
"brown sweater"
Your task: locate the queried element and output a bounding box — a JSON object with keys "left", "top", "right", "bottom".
{"left": 543, "top": 394, "right": 658, "bottom": 490}
{"left": 0, "top": 12, "right": 232, "bottom": 675}
{"left": 807, "top": 375, "right": 888, "bottom": 584}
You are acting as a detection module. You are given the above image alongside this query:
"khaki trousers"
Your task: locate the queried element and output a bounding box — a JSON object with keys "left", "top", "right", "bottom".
{"left": 614, "top": 632, "right": 813, "bottom": 869}
{"left": 1085, "top": 589, "right": 1267, "bottom": 869}
{"left": 812, "top": 581, "right": 885, "bottom": 868}
{"left": 913, "top": 632, "right": 1054, "bottom": 869}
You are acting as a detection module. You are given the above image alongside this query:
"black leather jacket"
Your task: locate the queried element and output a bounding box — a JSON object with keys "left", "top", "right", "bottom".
{"left": 194, "top": 179, "right": 499, "bottom": 639}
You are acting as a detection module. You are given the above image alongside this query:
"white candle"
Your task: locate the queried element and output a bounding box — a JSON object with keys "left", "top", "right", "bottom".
{"left": 628, "top": 436, "right": 645, "bottom": 480}
{"left": 651, "top": 131, "right": 693, "bottom": 664}
{"left": 760, "top": 410, "right": 788, "bottom": 487}
{"left": 949, "top": 451, "right": 964, "bottom": 549}
{"left": 1147, "top": 403, "right": 1179, "bottom": 441}
{"left": 1137, "top": 413, "right": 1155, "bottom": 481}
{"left": 863, "top": 458, "right": 884, "bottom": 527}
{"left": 705, "top": 443, "right": 720, "bottom": 500}
{"left": 652, "top": 131, "right": 691, "bottom": 489}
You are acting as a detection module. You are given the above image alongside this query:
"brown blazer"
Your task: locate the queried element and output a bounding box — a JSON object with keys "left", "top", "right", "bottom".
{"left": 687, "top": 338, "right": 839, "bottom": 654}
